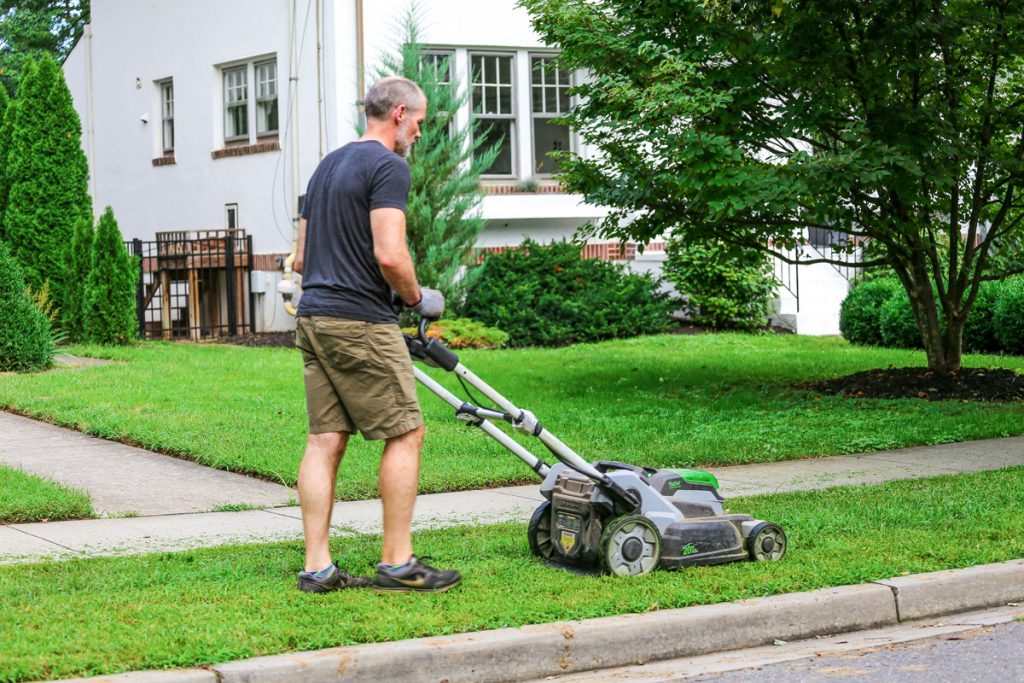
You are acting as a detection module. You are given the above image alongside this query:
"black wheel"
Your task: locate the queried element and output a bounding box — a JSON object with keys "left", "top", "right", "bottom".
{"left": 746, "top": 522, "right": 787, "bottom": 561}
{"left": 600, "top": 514, "right": 661, "bottom": 576}
{"left": 527, "top": 501, "right": 553, "bottom": 559}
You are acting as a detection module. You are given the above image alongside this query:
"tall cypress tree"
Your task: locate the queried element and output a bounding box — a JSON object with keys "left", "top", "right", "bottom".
{"left": 83, "top": 207, "right": 137, "bottom": 346}
{"left": 3, "top": 53, "right": 92, "bottom": 308}
{"left": 62, "top": 216, "right": 93, "bottom": 342}
{"left": 0, "top": 74, "right": 16, "bottom": 239}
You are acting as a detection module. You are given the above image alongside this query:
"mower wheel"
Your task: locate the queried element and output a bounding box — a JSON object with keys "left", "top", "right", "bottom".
{"left": 527, "top": 501, "right": 554, "bottom": 559}
{"left": 601, "top": 514, "right": 661, "bottom": 576}
{"left": 746, "top": 522, "right": 787, "bottom": 562}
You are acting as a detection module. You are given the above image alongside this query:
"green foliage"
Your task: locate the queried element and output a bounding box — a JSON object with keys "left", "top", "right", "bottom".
{"left": 374, "top": 7, "right": 499, "bottom": 307}
{"left": 0, "top": 0, "right": 90, "bottom": 94}
{"left": 880, "top": 294, "right": 924, "bottom": 349}
{"left": 0, "top": 239, "right": 54, "bottom": 372}
{"left": 0, "top": 83, "right": 11, "bottom": 237}
{"left": 839, "top": 278, "right": 901, "bottom": 346}
{"left": 523, "top": 0, "right": 1024, "bottom": 371}
{"left": 2, "top": 54, "right": 92, "bottom": 308}
{"left": 662, "top": 238, "right": 776, "bottom": 331}
{"left": 962, "top": 280, "right": 1004, "bottom": 353}
{"left": 993, "top": 277, "right": 1024, "bottom": 355}
{"left": 412, "top": 318, "right": 509, "bottom": 349}
{"left": 83, "top": 207, "right": 137, "bottom": 346}
{"left": 62, "top": 216, "right": 93, "bottom": 342}
{"left": 463, "top": 239, "right": 674, "bottom": 347}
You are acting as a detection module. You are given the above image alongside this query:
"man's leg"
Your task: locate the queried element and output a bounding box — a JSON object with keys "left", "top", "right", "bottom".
{"left": 378, "top": 424, "right": 423, "bottom": 565}
{"left": 298, "top": 431, "right": 349, "bottom": 572}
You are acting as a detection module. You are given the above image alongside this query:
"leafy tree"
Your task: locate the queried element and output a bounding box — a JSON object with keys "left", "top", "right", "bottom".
{"left": 61, "top": 215, "right": 92, "bottom": 341}
{"left": 0, "top": 0, "right": 90, "bottom": 95}
{"left": 373, "top": 6, "right": 499, "bottom": 308}
{"left": 83, "top": 207, "right": 137, "bottom": 346}
{"left": 0, "top": 81, "right": 11, "bottom": 238}
{"left": 2, "top": 53, "right": 92, "bottom": 308}
{"left": 524, "top": 0, "right": 1024, "bottom": 372}
{"left": 0, "top": 239, "right": 54, "bottom": 372}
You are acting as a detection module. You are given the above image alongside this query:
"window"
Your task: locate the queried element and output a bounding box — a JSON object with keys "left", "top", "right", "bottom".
{"left": 530, "top": 56, "right": 571, "bottom": 175}
{"left": 421, "top": 51, "right": 453, "bottom": 87}
{"left": 471, "top": 53, "right": 515, "bottom": 176}
{"left": 255, "top": 60, "right": 278, "bottom": 136}
{"left": 224, "top": 66, "right": 248, "bottom": 141}
{"left": 225, "top": 203, "right": 239, "bottom": 230}
{"left": 160, "top": 80, "right": 174, "bottom": 153}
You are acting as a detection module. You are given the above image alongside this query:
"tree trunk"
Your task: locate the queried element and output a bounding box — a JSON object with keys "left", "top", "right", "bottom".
{"left": 905, "top": 276, "right": 962, "bottom": 373}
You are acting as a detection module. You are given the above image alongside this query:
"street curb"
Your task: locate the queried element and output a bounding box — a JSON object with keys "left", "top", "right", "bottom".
{"left": 49, "top": 559, "right": 1024, "bottom": 683}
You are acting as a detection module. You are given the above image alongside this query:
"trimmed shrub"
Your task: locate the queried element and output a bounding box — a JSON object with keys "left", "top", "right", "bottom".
{"left": 2, "top": 54, "right": 92, "bottom": 307}
{"left": 0, "top": 240, "right": 54, "bottom": 372}
{"left": 662, "top": 238, "right": 777, "bottom": 331}
{"left": 403, "top": 318, "right": 509, "bottom": 349}
{"left": 839, "top": 277, "right": 901, "bottom": 346}
{"left": 62, "top": 217, "right": 94, "bottom": 342}
{"left": 0, "top": 83, "right": 12, "bottom": 237}
{"left": 993, "top": 276, "right": 1024, "bottom": 355}
{"left": 880, "top": 294, "right": 923, "bottom": 348}
{"left": 962, "top": 280, "right": 1004, "bottom": 353}
{"left": 463, "top": 239, "right": 675, "bottom": 347}
{"left": 83, "top": 207, "right": 137, "bottom": 346}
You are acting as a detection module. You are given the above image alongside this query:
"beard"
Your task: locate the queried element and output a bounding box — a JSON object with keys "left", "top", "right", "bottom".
{"left": 394, "top": 120, "right": 415, "bottom": 158}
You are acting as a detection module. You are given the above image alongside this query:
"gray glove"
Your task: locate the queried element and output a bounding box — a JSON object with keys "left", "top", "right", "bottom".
{"left": 412, "top": 287, "right": 445, "bottom": 319}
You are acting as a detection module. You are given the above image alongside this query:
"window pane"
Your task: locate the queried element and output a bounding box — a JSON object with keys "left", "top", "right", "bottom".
{"left": 499, "top": 85, "right": 512, "bottom": 115}
{"left": 257, "top": 98, "right": 278, "bottom": 134}
{"left": 533, "top": 118, "right": 570, "bottom": 175}
{"left": 227, "top": 104, "right": 248, "bottom": 138}
{"left": 532, "top": 86, "right": 543, "bottom": 113}
{"left": 559, "top": 89, "right": 570, "bottom": 113}
{"left": 499, "top": 56, "right": 511, "bottom": 84}
{"left": 472, "top": 85, "right": 484, "bottom": 112}
{"left": 476, "top": 119, "right": 513, "bottom": 175}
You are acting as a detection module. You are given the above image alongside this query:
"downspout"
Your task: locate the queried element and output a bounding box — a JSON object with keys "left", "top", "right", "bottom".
{"left": 356, "top": 0, "right": 365, "bottom": 102}
{"left": 278, "top": 0, "right": 302, "bottom": 316}
{"left": 84, "top": 22, "right": 97, "bottom": 215}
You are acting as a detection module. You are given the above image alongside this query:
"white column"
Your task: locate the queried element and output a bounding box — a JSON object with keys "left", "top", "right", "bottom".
{"left": 515, "top": 49, "right": 533, "bottom": 180}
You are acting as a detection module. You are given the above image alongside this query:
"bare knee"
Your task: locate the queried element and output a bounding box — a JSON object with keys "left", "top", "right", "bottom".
{"left": 306, "top": 431, "right": 347, "bottom": 457}
{"left": 387, "top": 425, "right": 424, "bottom": 449}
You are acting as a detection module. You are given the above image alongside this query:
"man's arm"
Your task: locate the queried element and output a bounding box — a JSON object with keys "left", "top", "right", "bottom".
{"left": 370, "top": 207, "right": 421, "bottom": 306}
{"left": 293, "top": 218, "right": 307, "bottom": 275}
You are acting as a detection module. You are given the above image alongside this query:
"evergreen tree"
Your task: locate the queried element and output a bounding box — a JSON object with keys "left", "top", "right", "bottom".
{"left": 0, "top": 76, "right": 15, "bottom": 239}
{"left": 0, "top": 239, "right": 54, "bottom": 372}
{"left": 83, "top": 207, "right": 137, "bottom": 346}
{"left": 0, "top": 0, "right": 90, "bottom": 95}
{"left": 2, "top": 53, "right": 92, "bottom": 309}
{"left": 374, "top": 8, "right": 499, "bottom": 309}
{"left": 61, "top": 215, "right": 93, "bottom": 342}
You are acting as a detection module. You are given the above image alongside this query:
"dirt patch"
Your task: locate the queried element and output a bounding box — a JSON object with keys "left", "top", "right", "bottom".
{"left": 216, "top": 332, "right": 296, "bottom": 348}
{"left": 801, "top": 366, "right": 1024, "bottom": 402}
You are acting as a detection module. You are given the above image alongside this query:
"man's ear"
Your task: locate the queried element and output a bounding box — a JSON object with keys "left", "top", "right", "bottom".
{"left": 393, "top": 104, "right": 407, "bottom": 125}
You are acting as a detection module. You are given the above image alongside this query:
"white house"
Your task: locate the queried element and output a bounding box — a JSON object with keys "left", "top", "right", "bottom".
{"left": 62, "top": 0, "right": 849, "bottom": 337}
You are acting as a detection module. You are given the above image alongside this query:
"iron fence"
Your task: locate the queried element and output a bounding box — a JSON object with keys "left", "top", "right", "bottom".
{"left": 126, "top": 230, "right": 254, "bottom": 341}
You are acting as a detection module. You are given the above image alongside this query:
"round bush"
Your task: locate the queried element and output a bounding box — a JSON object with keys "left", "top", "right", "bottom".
{"left": 879, "top": 293, "right": 924, "bottom": 348}
{"left": 661, "top": 238, "right": 776, "bottom": 332}
{"left": 463, "top": 239, "right": 675, "bottom": 347}
{"left": 962, "top": 280, "right": 1004, "bottom": 353}
{"left": 0, "top": 240, "right": 55, "bottom": 372}
{"left": 839, "top": 277, "right": 901, "bottom": 346}
{"left": 993, "top": 276, "right": 1024, "bottom": 355}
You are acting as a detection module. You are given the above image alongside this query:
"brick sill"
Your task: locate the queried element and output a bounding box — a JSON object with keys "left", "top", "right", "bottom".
{"left": 483, "top": 181, "right": 566, "bottom": 195}
{"left": 152, "top": 155, "right": 176, "bottom": 167}
{"left": 212, "top": 140, "right": 281, "bottom": 160}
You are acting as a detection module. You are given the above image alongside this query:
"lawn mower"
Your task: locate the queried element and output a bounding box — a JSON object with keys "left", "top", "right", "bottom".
{"left": 404, "top": 318, "right": 787, "bottom": 576}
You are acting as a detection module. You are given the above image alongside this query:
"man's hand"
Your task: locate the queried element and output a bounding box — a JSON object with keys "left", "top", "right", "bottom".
{"left": 412, "top": 288, "right": 445, "bottom": 319}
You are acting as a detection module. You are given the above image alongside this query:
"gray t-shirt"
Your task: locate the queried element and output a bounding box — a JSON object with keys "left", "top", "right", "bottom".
{"left": 296, "top": 140, "right": 410, "bottom": 323}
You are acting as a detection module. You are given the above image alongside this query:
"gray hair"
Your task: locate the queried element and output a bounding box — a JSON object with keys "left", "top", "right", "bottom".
{"left": 363, "top": 76, "right": 424, "bottom": 120}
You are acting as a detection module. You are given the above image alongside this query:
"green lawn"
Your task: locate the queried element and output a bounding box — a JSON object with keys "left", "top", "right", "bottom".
{"left": 0, "top": 334, "right": 1022, "bottom": 501}
{"left": 1, "top": 467, "right": 1022, "bottom": 683}
{"left": 0, "top": 465, "right": 93, "bottom": 524}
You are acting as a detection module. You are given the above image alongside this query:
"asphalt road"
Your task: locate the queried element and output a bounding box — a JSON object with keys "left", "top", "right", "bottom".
{"left": 696, "top": 620, "right": 1024, "bottom": 683}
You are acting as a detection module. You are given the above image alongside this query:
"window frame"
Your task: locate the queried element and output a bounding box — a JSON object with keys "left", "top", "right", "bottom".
{"left": 254, "top": 59, "right": 279, "bottom": 137}
{"left": 159, "top": 79, "right": 174, "bottom": 154}
{"left": 223, "top": 65, "right": 249, "bottom": 143}
{"left": 470, "top": 51, "right": 517, "bottom": 179}
{"left": 529, "top": 53, "right": 574, "bottom": 178}
{"left": 225, "top": 203, "right": 239, "bottom": 230}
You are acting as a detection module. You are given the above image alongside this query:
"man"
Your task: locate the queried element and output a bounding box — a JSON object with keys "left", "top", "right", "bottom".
{"left": 292, "top": 76, "right": 460, "bottom": 593}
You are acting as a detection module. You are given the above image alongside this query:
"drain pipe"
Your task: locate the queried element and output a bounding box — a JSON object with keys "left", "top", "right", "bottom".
{"left": 277, "top": 0, "right": 302, "bottom": 316}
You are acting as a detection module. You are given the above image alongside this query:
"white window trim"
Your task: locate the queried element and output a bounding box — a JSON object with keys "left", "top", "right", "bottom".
{"left": 216, "top": 54, "right": 278, "bottom": 147}
{"left": 225, "top": 203, "right": 239, "bottom": 230}
{"left": 159, "top": 79, "right": 174, "bottom": 154}
{"left": 528, "top": 53, "right": 576, "bottom": 178}
{"left": 470, "top": 51, "right": 518, "bottom": 179}
{"left": 254, "top": 59, "right": 279, "bottom": 137}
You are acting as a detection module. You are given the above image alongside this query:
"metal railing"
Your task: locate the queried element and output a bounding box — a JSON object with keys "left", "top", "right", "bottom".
{"left": 126, "top": 230, "right": 254, "bottom": 341}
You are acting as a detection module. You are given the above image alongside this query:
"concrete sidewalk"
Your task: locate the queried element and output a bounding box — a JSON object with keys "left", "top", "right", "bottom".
{"left": 1, "top": 408, "right": 1021, "bottom": 564}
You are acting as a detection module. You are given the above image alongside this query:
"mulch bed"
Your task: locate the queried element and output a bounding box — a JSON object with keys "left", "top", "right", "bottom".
{"left": 216, "top": 332, "right": 296, "bottom": 348}
{"left": 801, "top": 367, "right": 1024, "bottom": 402}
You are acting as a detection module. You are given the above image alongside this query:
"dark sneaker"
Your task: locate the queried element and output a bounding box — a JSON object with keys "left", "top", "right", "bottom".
{"left": 373, "top": 555, "right": 461, "bottom": 593}
{"left": 297, "top": 564, "right": 372, "bottom": 593}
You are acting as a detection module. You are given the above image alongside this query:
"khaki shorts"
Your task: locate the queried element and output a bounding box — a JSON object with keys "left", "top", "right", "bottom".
{"left": 295, "top": 316, "right": 423, "bottom": 440}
